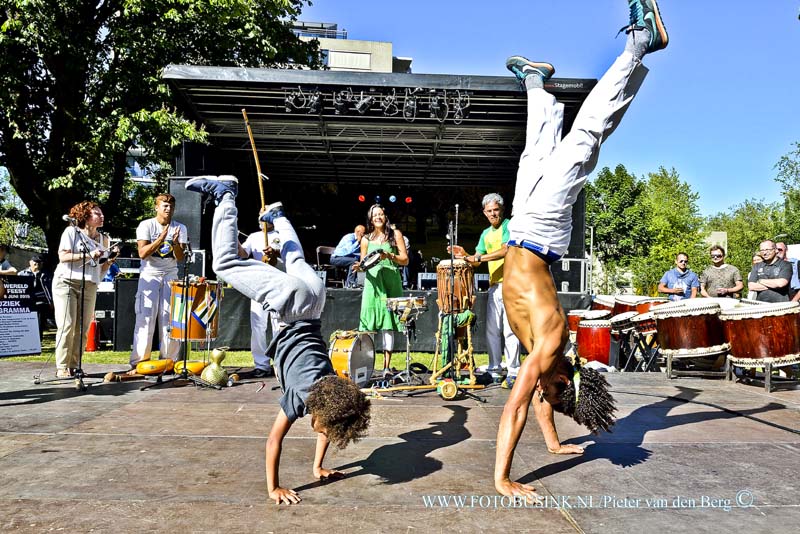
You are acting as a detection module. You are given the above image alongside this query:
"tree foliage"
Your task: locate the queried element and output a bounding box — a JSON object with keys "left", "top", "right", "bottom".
{"left": 775, "top": 141, "right": 800, "bottom": 243}
{"left": 0, "top": 0, "right": 320, "bottom": 257}
{"left": 585, "top": 164, "right": 649, "bottom": 265}
{"left": 629, "top": 167, "right": 704, "bottom": 295}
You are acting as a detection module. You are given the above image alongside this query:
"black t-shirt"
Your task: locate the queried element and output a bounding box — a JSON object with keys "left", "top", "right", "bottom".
{"left": 748, "top": 259, "right": 792, "bottom": 302}
{"left": 266, "top": 319, "right": 335, "bottom": 422}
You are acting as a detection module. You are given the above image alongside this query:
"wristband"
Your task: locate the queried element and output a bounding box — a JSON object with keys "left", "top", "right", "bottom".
{"left": 474, "top": 253, "right": 482, "bottom": 263}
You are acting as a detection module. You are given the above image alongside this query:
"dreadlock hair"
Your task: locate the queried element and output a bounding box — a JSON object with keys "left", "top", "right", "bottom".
{"left": 305, "top": 375, "right": 371, "bottom": 449}
{"left": 550, "top": 356, "right": 616, "bottom": 434}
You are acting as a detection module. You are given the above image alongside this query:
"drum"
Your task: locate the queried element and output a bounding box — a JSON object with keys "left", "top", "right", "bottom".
{"left": 635, "top": 298, "right": 669, "bottom": 314}
{"left": 631, "top": 312, "right": 657, "bottom": 335}
{"left": 436, "top": 259, "right": 474, "bottom": 314}
{"left": 652, "top": 300, "right": 728, "bottom": 357}
{"left": 136, "top": 359, "right": 174, "bottom": 375}
{"left": 720, "top": 302, "right": 800, "bottom": 359}
{"left": 329, "top": 332, "right": 375, "bottom": 387}
{"left": 576, "top": 319, "right": 612, "bottom": 365}
{"left": 609, "top": 311, "right": 639, "bottom": 334}
{"left": 169, "top": 280, "right": 221, "bottom": 341}
{"left": 567, "top": 309, "right": 611, "bottom": 335}
{"left": 591, "top": 295, "right": 615, "bottom": 312}
{"left": 700, "top": 297, "right": 741, "bottom": 311}
{"left": 613, "top": 295, "right": 648, "bottom": 316}
{"left": 360, "top": 250, "right": 382, "bottom": 271}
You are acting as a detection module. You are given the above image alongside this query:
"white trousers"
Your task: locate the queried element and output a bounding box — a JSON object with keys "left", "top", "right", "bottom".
{"left": 130, "top": 272, "right": 181, "bottom": 366}
{"left": 249, "top": 300, "right": 283, "bottom": 370}
{"left": 508, "top": 52, "right": 648, "bottom": 256}
{"left": 486, "top": 283, "right": 520, "bottom": 373}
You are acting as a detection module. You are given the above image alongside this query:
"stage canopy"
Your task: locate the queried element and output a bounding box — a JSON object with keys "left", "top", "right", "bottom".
{"left": 162, "top": 65, "right": 596, "bottom": 188}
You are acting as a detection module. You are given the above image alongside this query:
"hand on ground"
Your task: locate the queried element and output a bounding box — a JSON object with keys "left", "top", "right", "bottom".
{"left": 495, "top": 478, "right": 543, "bottom": 504}
{"left": 269, "top": 486, "right": 301, "bottom": 505}
{"left": 314, "top": 467, "right": 345, "bottom": 481}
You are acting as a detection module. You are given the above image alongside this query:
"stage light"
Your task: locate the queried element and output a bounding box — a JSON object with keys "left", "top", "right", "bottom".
{"left": 358, "top": 194, "right": 366, "bottom": 202}
{"left": 389, "top": 195, "right": 397, "bottom": 203}
{"left": 334, "top": 95, "right": 348, "bottom": 115}
{"left": 403, "top": 88, "right": 420, "bottom": 122}
{"left": 405, "top": 196, "right": 413, "bottom": 204}
{"left": 375, "top": 195, "right": 381, "bottom": 203}
{"left": 354, "top": 92, "right": 375, "bottom": 115}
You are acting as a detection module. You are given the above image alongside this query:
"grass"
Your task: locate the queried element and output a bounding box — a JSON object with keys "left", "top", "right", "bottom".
{"left": 7, "top": 330, "right": 490, "bottom": 371}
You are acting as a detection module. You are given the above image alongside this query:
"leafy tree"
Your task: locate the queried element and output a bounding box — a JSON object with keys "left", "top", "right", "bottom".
{"left": 775, "top": 141, "right": 800, "bottom": 242}
{"left": 0, "top": 0, "right": 321, "bottom": 258}
{"left": 585, "top": 164, "right": 650, "bottom": 265}
{"left": 630, "top": 167, "right": 704, "bottom": 295}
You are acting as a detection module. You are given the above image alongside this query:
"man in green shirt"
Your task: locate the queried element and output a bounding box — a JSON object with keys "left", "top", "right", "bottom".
{"left": 451, "top": 193, "right": 520, "bottom": 380}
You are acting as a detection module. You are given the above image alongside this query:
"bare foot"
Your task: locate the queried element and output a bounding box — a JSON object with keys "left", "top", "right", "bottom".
{"left": 548, "top": 444, "right": 585, "bottom": 455}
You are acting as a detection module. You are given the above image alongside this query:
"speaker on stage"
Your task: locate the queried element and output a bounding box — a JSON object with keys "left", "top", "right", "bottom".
{"left": 113, "top": 278, "right": 158, "bottom": 352}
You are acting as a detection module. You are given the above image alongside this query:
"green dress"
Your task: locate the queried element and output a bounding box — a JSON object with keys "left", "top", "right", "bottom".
{"left": 359, "top": 240, "right": 403, "bottom": 332}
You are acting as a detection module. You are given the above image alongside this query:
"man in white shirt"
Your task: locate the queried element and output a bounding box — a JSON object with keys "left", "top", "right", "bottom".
{"left": 129, "top": 193, "right": 188, "bottom": 367}
{"left": 239, "top": 220, "right": 284, "bottom": 377}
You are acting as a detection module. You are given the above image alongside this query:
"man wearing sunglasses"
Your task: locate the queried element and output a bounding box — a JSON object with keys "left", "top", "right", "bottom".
{"left": 699, "top": 245, "right": 743, "bottom": 298}
{"left": 658, "top": 252, "right": 699, "bottom": 301}
{"left": 775, "top": 242, "right": 800, "bottom": 301}
{"left": 749, "top": 240, "right": 792, "bottom": 302}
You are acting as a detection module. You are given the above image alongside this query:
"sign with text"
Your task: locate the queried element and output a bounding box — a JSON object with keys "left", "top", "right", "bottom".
{"left": 0, "top": 275, "right": 41, "bottom": 357}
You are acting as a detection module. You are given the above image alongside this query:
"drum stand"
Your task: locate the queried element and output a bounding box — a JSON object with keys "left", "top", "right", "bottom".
{"left": 392, "top": 309, "right": 425, "bottom": 385}
{"left": 142, "top": 248, "right": 221, "bottom": 391}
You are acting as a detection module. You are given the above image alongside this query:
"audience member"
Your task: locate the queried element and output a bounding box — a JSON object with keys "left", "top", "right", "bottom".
{"left": 0, "top": 244, "right": 17, "bottom": 275}
{"left": 748, "top": 240, "right": 792, "bottom": 302}
{"left": 775, "top": 242, "right": 800, "bottom": 301}
{"left": 330, "top": 225, "right": 365, "bottom": 288}
{"left": 658, "top": 252, "right": 699, "bottom": 301}
{"left": 18, "top": 255, "right": 53, "bottom": 339}
{"left": 699, "top": 245, "right": 743, "bottom": 298}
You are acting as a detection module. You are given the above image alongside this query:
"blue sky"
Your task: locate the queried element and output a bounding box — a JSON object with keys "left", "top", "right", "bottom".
{"left": 301, "top": 0, "right": 800, "bottom": 216}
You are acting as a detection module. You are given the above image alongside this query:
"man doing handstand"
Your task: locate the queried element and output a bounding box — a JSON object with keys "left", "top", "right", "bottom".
{"left": 495, "top": 0, "right": 668, "bottom": 499}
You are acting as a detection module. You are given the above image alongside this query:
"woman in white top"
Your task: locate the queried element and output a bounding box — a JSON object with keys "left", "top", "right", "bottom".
{"left": 52, "top": 201, "right": 114, "bottom": 377}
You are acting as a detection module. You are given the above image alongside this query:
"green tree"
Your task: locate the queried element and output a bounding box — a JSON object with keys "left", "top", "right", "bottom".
{"left": 585, "top": 164, "right": 650, "bottom": 265}
{"left": 631, "top": 167, "right": 704, "bottom": 295}
{"left": 705, "top": 199, "right": 783, "bottom": 284}
{"left": 775, "top": 141, "right": 800, "bottom": 242}
{"left": 0, "top": 0, "right": 321, "bottom": 257}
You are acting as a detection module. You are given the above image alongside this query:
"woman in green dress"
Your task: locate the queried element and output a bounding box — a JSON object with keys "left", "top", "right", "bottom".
{"left": 358, "top": 204, "right": 409, "bottom": 375}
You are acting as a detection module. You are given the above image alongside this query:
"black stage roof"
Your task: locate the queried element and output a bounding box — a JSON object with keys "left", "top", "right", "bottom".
{"left": 163, "top": 65, "right": 596, "bottom": 188}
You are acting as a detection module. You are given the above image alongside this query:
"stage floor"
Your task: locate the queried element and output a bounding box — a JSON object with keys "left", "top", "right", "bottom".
{"left": 1, "top": 362, "right": 799, "bottom": 533}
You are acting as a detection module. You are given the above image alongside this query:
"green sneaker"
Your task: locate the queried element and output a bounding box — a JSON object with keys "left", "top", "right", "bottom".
{"left": 624, "top": 0, "right": 669, "bottom": 53}
{"left": 505, "top": 56, "right": 555, "bottom": 83}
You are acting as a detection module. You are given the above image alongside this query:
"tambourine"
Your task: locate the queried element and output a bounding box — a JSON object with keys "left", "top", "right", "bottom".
{"left": 360, "top": 250, "right": 383, "bottom": 271}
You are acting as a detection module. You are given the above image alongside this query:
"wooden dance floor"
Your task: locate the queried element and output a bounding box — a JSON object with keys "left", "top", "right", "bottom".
{"left": 1, "top": 361, "right": 799, "bottom": 533}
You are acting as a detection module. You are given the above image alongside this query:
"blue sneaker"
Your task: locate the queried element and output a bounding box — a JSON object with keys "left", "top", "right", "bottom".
{"left": 259, "top": 202, "right": 286, "bottom": 225}
{"left": 624, "top": 0, "right": 668, "bottom": 53}
{"left": 185, "top": 175, "right": 238, "bottom": 203}
{"left": 505, "top": 56, "right": 555, "bottom": 84}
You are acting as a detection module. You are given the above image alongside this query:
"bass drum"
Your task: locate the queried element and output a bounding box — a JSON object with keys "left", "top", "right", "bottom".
{"left": 329, "top": 332, "right": 375, "bottom": 387}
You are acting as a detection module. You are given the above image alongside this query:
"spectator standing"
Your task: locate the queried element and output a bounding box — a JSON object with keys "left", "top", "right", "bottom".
{"left": 748, "top": 240, "right": 792, "bottom": 302}
{"left": 775, "top": 242, "right": 800, "bottom": 301}
{"left": 699, "top": 246, "right": 743, "bottom": 298}
{"left": 658, "top": 252, "right": 699, "bottom": 301}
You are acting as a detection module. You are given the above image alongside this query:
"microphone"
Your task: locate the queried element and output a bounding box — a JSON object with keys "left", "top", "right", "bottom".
{"left": 62, "top": 214, "right": 77, "bottom": 224}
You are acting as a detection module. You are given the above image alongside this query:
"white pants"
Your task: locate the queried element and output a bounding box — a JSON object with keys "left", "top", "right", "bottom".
{"left": 250, "top": 300, "right": 283, "bottom": 370}
{"left": 130, "top": 272, "right": 181, "bottom": 366}
{"left": 52, "top": 277, "right": 97, "bottom": 370}
{"left": 508, "top": 52, "right": 648, "bottom": 256}
{"left": 486, "top": 283, "right": 520, "bottom": 374}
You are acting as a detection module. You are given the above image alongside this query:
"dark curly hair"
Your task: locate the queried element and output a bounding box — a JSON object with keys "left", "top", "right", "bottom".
{"left": 551, "top": 357, "right": 616, "bottom": 434}
{"left": 305, "top": 375, "right": 371, "bottom": 449}
{"left": 365, "top": 204, "right": 397, "bottom": 248}
{"left": 68, "top": 200, "right": 100, "bottom": 229}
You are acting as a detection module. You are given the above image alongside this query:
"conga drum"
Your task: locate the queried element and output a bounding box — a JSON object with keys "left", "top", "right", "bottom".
{"left": 436, "top": 259, "right": 474, "bottom": 313}
{"left": 577, "top": 319, "right": 612, "bottom": 365}
{"left": 591, "top": 295, "right": 615, "bottom": 313}
{"left": 635, "top": 297, "right": 669, "bottom": 314}
{"left": 720, "top": 302, "right": 800, "bottom": 359}
{"left": 568, "top": 309, "right": 611, "bottom": 336}
{"left": 169, "top": 280, "right": 222, "bottom": 341}
{"left": 652, "top": 300, "right": 728, "bottom": 359}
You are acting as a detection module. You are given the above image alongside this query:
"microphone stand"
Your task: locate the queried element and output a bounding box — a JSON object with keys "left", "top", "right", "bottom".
{"left": 142, "top": 244, "right": 220, "bottom": 390}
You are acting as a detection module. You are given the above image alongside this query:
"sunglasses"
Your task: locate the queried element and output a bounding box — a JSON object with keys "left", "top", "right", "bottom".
{"left": 777, "top": 248, "right": 786, "bottom": 252}
{"left": 710, "top": 254, "right": 723, "bottom": 259}
{"left": 677, "top": 259, "right": 688, "bottom": 264}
